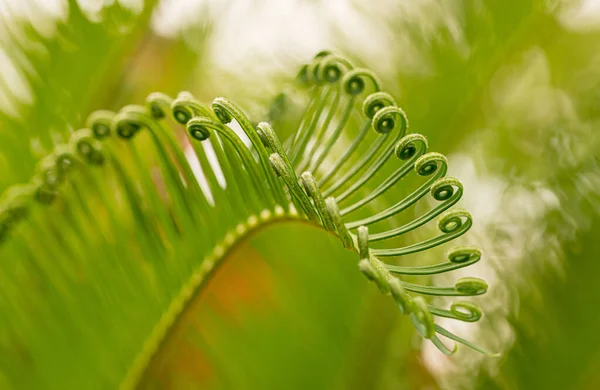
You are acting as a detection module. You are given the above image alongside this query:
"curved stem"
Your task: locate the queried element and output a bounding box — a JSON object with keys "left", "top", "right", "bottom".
{"left": 119, "top": 214, "right": 311, "bottom": 390}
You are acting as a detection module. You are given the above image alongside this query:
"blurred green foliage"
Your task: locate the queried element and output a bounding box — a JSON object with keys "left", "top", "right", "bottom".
{"left": 2, "top": 0, "right": 600, "bottom": 389}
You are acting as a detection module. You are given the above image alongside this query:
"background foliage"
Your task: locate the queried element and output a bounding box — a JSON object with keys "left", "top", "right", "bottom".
{"left": 1, "top": 0, "right": 600, "bottom": 388}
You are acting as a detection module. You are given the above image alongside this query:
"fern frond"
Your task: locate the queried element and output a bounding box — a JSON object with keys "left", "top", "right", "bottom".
{"left": 271, "top": 52, "right": 496, "bottom": 355}
{"left": 0, "top": 51, "right": 494, "bottom": 389}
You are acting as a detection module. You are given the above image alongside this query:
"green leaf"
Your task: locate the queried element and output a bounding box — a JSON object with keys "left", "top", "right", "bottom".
{"left": 0, "top": 18, "right": 490, "bottom": 387}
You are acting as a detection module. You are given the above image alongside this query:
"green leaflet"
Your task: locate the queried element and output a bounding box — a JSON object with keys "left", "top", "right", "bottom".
{"left": 0, "top": 52, "right": 493, "bottom": 389}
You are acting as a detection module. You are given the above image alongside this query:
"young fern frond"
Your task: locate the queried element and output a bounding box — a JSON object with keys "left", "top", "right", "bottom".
{"left": 0, "top": 51, "right": 495, "bottom": 389}
{"left": 276, "top": 52, "right": 495, "bottom": 355}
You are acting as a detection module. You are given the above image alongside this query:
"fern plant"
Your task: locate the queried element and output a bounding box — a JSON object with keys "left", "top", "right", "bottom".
{"left": 0, "top": 51, "right": 494, "bottom": 389}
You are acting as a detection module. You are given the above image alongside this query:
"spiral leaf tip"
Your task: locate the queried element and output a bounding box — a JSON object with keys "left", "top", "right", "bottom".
{"left": 455, "top": 277, "right": 489, "bottom": 296}
{"left": 86, "top": 110, "right": 115, "bottom": 139}
{"left": 212, "top": 98, "right": 234, "bottom": 124}
{"left": 186, "top": 117, "right": 211, "bottom": 141}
